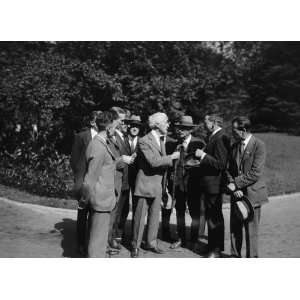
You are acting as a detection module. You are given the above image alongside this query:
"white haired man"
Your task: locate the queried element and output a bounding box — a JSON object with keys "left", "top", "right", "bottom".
{"left": 131, "top": 112, "right": 180, "bottom": 257}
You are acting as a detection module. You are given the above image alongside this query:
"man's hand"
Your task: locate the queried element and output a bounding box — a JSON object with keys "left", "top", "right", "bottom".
{"left": 227, "top": 182, "right": 236, "bottom": 192}
{"left": 233, "top": 190, "right": 243, "bottom": 198}
{"left": 195, "top": 148, "right": 205, "bottom": 159}
{"left": 121, "top": 155, "right": 134, "bottom": 165}
{"left": 171, "top": 151, "right": 180, "bottom": 160}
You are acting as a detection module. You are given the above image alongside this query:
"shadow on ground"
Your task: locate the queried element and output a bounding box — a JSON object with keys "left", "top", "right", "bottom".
{"left": 54, "top": 218, "right": 80, "bottom": 258}
{"left": 53, "top": 218, "right": 233, "bottom": 258}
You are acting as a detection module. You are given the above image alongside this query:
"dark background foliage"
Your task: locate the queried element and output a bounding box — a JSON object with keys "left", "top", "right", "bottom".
{"left": 0, "top": 41, "right": 299, "bottom": 197}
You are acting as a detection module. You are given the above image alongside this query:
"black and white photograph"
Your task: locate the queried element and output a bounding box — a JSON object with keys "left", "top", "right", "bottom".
{"left": 1, "top": 2, "right": 299, "bottom": 300}
{"left": 0, "top": 41, "right": 299, "bottom": 258}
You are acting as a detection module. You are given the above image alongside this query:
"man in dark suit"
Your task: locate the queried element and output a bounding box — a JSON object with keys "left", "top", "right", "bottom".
{"left": 226, "top": 116, "right": 268, "bottom": 257}
{"left": 195, "top": 114, "right": 230, "bottom": 257}
{"left": 131, "top": 112, "right": 180, "bottom": 258}
{"left": 166, "top": 116, "right": 206, "bottom": 250}
{"left": 108, "top": 107, "right": 135, "bottom": 251}
{"left": 125, "top": 115, "right": 143, "bottom": 223}
{"left": 70, "top": 110, "right": 102, "bottom": 256}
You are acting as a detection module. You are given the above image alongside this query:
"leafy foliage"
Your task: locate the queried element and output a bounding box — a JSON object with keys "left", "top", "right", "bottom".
{"left": 0, "top": 41, "right": 299, "bottom": 197}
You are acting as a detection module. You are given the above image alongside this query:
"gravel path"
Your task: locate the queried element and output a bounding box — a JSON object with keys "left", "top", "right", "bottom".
{"left": 0, "top": 193, "right": 299, "bottom": 258}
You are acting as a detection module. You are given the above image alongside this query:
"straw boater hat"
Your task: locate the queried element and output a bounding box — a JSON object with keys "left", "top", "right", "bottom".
{"left": 174, "top": 115, "right": 198, "bottom": 128}
{"left": 234, "top": 195, "right": 255, "bottom": 222}
{"left": 124, "top": 115, "right": 143, "bottom": 126}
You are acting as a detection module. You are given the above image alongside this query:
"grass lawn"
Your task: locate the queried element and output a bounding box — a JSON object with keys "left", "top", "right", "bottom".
{"left": 0, "top": 132, "right": 299, "bottom": 208}
{"left": 256, "top": 133, "right": 300, "bottom": 196}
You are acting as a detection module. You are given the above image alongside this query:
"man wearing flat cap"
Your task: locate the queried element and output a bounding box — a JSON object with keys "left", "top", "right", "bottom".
{"left": 167, "top": 115, "right": 206, "bottom": 250}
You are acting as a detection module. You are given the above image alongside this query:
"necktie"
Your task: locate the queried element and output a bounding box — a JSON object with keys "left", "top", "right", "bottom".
{"left": 160, "top": 136, "right": 167, "bottom": 194}
{"left": 175, "top": 144, "right": 185, "bottom": 192}
{"left": 160, "top": 136, "right": 166, "bottom": 156}
{"left": 236, "top": 141, "right": 245, "bottom": 168}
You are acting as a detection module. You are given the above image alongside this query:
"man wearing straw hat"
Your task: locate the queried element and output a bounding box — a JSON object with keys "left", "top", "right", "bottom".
{"left": 226, "top": 116, "right": 268, "bottom": 258}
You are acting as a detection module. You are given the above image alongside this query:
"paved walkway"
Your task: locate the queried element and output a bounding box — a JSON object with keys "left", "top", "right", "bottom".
{"left": 0, "top": 193, "right": 299, "bottom": 257}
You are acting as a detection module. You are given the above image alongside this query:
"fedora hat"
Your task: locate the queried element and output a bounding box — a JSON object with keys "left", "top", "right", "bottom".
{"left": 124, "top": 115, "right": 142, "bottom": 126}
{"left": 174, "top": 115, "right": 197, "bottom": 128}
{"left": 233, "top": 195, "right": 254, "bottom": 222}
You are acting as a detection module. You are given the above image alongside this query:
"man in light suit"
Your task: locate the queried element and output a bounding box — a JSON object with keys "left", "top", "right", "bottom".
{"left": 81, "top": 110, "right": 120, "bottom": 258}
{"left": 131, "top": 112, "right": 180, "bottom": 258}
{"left": 70, "top": 110, "right": 102, "bottom": 256}
{"left": 226, "top": 116, "right": 268, "bottom": 258}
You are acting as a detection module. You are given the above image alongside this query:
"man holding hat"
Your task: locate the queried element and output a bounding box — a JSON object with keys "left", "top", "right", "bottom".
{"left": 226, "top": 116, "right": 268, "bottom": 258}
{"left": 168, "top": 115, "right": 206, "bottom": 250}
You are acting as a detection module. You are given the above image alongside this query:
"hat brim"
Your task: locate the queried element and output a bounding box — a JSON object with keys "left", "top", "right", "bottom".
{"left": 174, "top": 123, "right": 198, "bottom": 128}
{"left": 235, "top": 196, "right": 254, "bottom": 222}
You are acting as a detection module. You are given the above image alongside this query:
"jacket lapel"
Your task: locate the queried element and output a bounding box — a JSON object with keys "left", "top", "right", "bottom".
{"left": 149, "top": 132, "right": 162, "bottom": 154}
{"left": 240, "top": 135, "right": 255, "bottom": 164}
{"left": 83, "top": 129, "right": 92, "bottom": 147}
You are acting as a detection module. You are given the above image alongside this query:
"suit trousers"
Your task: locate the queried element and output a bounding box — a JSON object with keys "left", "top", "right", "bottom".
{"left": 230, "top": 203, "right": 261, "bottom": 258}
{"left": 132, "top": 196, "right": 161, "bottom": 249}
{"left": 76, "top": 200, "right": 91, "bottom": 250}
{"left": 204, "top": 193, "right": 224, "bottom": 251}
{"left": 88, "top": 210, "right": 111, "bottom": 258}
{"left": 114, "top": 189, "right": 130, "bottom": 240}
{"left": 175, "top": 187, "right": 206, "bottom": 242}
{"left": 108, "top": 189, "right": 129, "bottom": 244}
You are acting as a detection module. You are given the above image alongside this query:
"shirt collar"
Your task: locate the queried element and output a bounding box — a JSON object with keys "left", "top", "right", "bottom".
{"left": 183, "top": 134, "right": 192, "bottom": 149}
{"left": 151, "top": 130, "right": 164, "bottom": 147}
{"left": 242, "top": 134, "right": 252, "bottom": 148}
{"left": 211, "top": 127, "right": 222, "bottom": 137}
{"left": 115, "top": 129, "right": 124, "bottom": 140}
{"left": 90, "top": 128, "right": 98, "bottom": 139}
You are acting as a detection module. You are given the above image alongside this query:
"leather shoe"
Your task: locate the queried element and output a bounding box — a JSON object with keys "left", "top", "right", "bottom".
{"left": 110, "top": 239, "right": 122, "bottom": 250}
{"left": 170, "top": 239, "right": 183, "bottom": 249}
{"left": 131, "top": 248, "right": 139, "bottom": 258}
{"left": 207, "top": 249, "right": 222, "bottom": 258}
{"left": 107, "top": 247, "right": 120, "bottom": 256}
{"left": 145, "top": 246, "right": 165, "bottom": 254}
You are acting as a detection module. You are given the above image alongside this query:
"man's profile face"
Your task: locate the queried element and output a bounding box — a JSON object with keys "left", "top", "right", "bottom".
{"left": 107, "top": 119, "right": 121, "bottom": 137}
{"left": 232, "top": 122, "right": 245, "bottom": 141}
{"left": 204, "top": 116, "right": 214, "bottom": 133}
{"left": 157, "top": 116, "right": 169, "bottom": 135}
{"left": 118, "top": 113, "right": 128, "bottom": 133}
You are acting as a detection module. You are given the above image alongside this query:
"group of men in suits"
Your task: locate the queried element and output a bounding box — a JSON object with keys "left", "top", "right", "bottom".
{"left": 71, "top": 108, "right": 268, "bottom": 258}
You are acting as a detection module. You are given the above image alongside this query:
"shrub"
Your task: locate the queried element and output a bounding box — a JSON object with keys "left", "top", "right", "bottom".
{"left": 0, "top": 142, "right": 73, "bottom": 198}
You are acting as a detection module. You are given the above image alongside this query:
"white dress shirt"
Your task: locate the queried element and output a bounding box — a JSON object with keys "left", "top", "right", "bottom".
{"left": 151, "top": 130, "right": 164, "bottom": 148}
{"left": 129, "top": 136, "right": 138, "bottom": 151}
{"left": 91, "top": 128, "right": 98, "bottom": 139}
{"left": 182, "top": 134, "right": 192, "bottom": 150}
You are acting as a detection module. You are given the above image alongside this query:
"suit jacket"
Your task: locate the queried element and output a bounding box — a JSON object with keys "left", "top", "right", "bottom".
{"left": 198, "top": 129, "right": 231, "bottom": 194}
{"left": 134, "top": 132, "right": 173, "bottom": 198}
{"left": 226, "top": 135, "right": 268, "bottom": 207}
{"left": 173, "top": 136, "right": 206, "bottom": 195}
{"left": 81, "top": 135, "right": 117, "bottom": 212}
{"left": 113, "top": 132, "right": 131, "bottom": 191}
{"left": 70, "top": 129, "right": 92, "bottom": 196}
{"left": 128, "top": 136, "right": 140, "bottom": 189}
{"left": 107, "top": 138, "right": 126, "bottom": 198}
